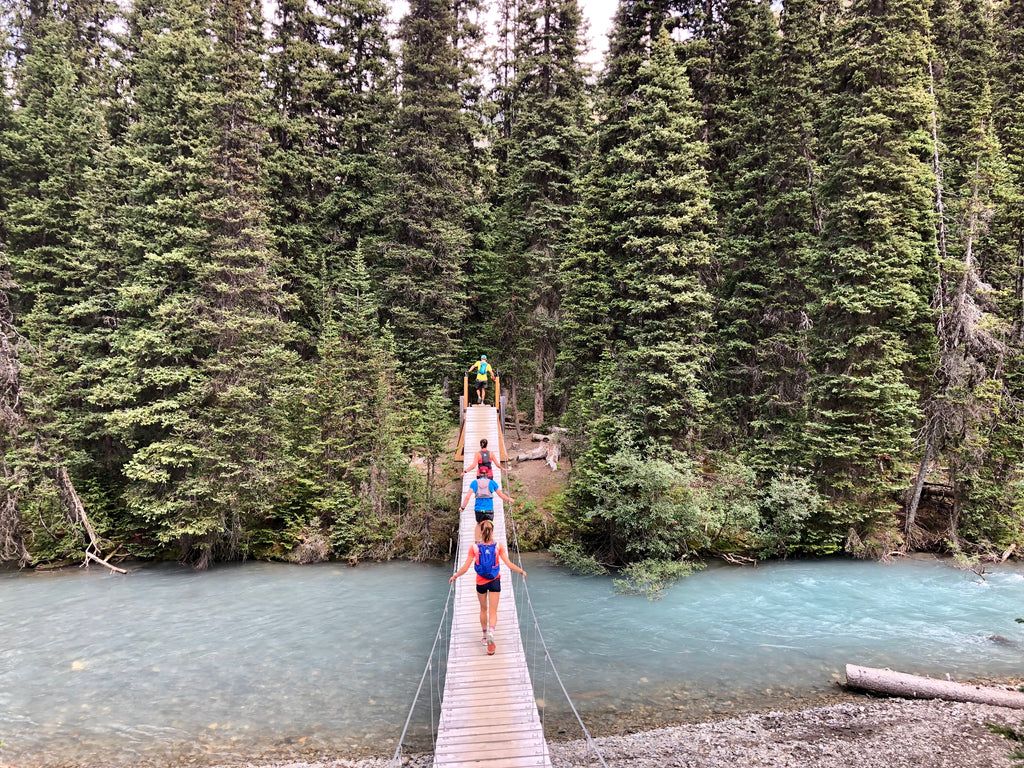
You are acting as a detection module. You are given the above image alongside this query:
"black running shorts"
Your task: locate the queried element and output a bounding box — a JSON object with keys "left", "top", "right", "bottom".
{"left": 476, "top": 577, "right": 501, "bottom": 594}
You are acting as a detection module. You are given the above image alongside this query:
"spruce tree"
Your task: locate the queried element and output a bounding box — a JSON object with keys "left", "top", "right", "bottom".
{"left": 266, "top": 0, "right": 395, "bottom": 338}
{"left": 558, "top": 0, "right": 674, "bottom": 400}
{"left": 490, "top": 0, "right": 591, "bottom": 425}
{"left": 100, "top": 0, "right": 298, "bottom": 567}
{"left": 805, "top": 0, "right": 938, "bottom": 506}
{"left": 265, "top": 0, "right": 329, "bottom": 339}
{"left": 942, "top": 0, "right": 1024, "bottom": 546}
{"left": 0, "top": 0, "right": 121, "bottom": 541}
{"left": 318, "top": 0, "right": 395, "bottom": 269}
{"left": 382, "top": 0, "right": 479, "bottom": 391}
{"left": 602, "top": 28, "right": 716, "bottom": 442}
{"left": 712, "top": 0, "right": 826, "bottom": 468}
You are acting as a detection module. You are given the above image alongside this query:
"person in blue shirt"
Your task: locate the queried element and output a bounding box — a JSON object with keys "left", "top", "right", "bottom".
{"left": 459, "top": 466, "right": 515, "bottom": 541}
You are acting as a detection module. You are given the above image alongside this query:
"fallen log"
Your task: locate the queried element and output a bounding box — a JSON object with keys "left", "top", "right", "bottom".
{"left": 86, "top": 549, "right": 129, "bottom": 575}
{"left": 845, "top": 664, "right": 1024, "bottom": 709}
{"left": 515, "top": 445, "right": 548, "bottom": 462}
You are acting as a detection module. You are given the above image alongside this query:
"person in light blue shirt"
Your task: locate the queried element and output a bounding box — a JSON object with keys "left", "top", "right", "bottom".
{"left": 459, "top": 467, "right": 515, "bottom": 541}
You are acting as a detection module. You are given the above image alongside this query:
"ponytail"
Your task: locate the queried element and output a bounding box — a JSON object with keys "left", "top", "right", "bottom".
{"left": 480, "top": 520, "right": 494, "bottom": 544}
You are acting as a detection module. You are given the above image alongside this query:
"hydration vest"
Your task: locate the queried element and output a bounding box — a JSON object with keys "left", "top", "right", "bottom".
{"left": 477, "top": 449, "right": 492, "bottom": 473}
{"left": 475, "top": 479, "right": 493, "bottom": 501}
{"left": 474, "top": 542, "right": 500, "bottom": 580}
{"left": 475, "top": 361, "right": 490, "bottom": 380}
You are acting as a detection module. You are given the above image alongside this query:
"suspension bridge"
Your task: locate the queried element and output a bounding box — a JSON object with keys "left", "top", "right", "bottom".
{"left": 392, "top": 377, "right": 606, "bottom": 768}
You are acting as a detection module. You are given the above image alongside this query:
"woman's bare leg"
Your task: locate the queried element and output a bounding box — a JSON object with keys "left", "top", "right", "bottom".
{"left": 488, "top": 590, "right": 500, "bottom": 631}
{"left": 477, "top": 591, "right": 488, "bottom": 633}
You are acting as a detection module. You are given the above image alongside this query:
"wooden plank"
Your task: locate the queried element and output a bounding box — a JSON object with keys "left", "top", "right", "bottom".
{"left": 436, "top": 725, "right": 546, "bottom": 743}
{"left": 436, "top": 742, "right": 549, "bottom": 760}
{"left": 433, "top": 753, "right": 551, "bottom": 768}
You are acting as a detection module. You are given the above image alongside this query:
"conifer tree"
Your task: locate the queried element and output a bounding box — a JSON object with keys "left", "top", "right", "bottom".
{"left": 993, "top": 0, "right": 1024, "bottom": 340}
{"left": 101, "top": 0, "right": 298, "bottom": 567}
{"left": 279, "top": 246, "right": 401, "bottom": 557}
{"left": 903, "top": 0, "right": 1009, "bottom": 544}
{"left": 935, "top": 0, "right": 1024, "bottom": 546}
{"left": 712, "top": 0, "right": 825, "bottom": 467}
{"left": 382, "top": 0, "right": 480, "bottom": 391}
{"left": 490, "top": 0, "right": 591, "bottom": 425}
{"left": 563, "top": 25, "right": 714, "bottom": 459}
{"left": 557, "top": 164, "right": 616, "bottom": 403}
{"left": 265, "top": 0, "right": 329, "bottom": 338}
{"left": 603, "top": 29, "right": 716, "bottom": 441}
{"left": 0, "top": 0, "right": 120, "bottom": 526}
{"left": 266, "top": 0, "right": 394, "bottom": 336}
{"left": 805, "top": 0, "right": 938, "bottom": 504}
{"left": 319, "top": 0, "right": 395, "bottom": 265}
{"left": 558, "top": 0, "right": 673, "bottom": 399}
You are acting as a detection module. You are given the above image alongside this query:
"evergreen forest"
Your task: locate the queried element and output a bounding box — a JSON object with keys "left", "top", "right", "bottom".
{"left": 2, "top": 0, "right": 1024, "bottom": 571}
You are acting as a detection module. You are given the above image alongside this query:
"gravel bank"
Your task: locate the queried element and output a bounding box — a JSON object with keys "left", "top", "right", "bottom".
{"left": 208, "top": 697, "right": 1023, "bottom": 768}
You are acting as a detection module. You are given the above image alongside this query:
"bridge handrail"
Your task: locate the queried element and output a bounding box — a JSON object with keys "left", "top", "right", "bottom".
{"left": 504, "top": 483, "right": 610, "bottom": 768}
{"left": 391, "top": 580, "right": 456, "bottom": 767}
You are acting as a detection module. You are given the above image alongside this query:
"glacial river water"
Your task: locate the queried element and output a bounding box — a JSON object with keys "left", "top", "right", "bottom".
{"left": 1, "top": 554, "right": 1021, "bottom": 766}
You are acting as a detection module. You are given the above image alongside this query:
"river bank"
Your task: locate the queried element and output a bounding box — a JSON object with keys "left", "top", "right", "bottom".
{"left": 200, "top": 697, "right": 1023, "bottom": 768}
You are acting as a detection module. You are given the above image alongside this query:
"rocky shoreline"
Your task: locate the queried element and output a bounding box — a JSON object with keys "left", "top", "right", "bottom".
{"left": 205, "top": 696, "right": 1023, "bottom": 768}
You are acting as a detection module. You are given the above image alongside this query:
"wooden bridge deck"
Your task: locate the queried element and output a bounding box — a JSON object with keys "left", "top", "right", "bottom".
{"left": 433, "top": 404, "right": 551, "bottom": 768}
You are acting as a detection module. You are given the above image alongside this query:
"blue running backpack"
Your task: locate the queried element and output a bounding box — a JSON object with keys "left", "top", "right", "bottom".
{"left": 474, "top": 542, "right": 500, "bottom": 579}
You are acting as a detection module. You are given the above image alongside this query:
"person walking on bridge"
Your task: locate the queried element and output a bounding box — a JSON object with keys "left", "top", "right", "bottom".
{"left": 449, "top": 520, "right": 526, "bottom": 655}
{"left": 466, "top": 354, "right": 496, "bottom": 405}
{"left": 459, "top": 467, "right": 514, "bottom": 541}
{"left": 462, "top": 437, "right": 505, "bottom": 477}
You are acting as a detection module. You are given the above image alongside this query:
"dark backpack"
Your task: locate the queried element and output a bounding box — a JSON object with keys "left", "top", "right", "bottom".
{"left": 474, "top": 542, "right": 500, "bottom": 579}
{"left": 478, "top": 449, "right": 492, "bottom": 471}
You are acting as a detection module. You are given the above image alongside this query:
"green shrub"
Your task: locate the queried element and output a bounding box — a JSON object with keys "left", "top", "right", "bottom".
{"left": 550, "top": 541, "right": 607, "bottom": 575}
{"left": 690, "top": 458, "right": 760, "bottom": 552}
{"left": 612, "top": 558, "right": 704, "bottom": 600}
{"left": 576, "top": 449, "right": 700, "bottom": 564}
{"left": 756, "top": 474, "right": 825, "bottom": 557}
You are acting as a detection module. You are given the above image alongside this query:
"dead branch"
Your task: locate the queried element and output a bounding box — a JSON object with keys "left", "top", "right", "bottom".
{"left": 85, "top": 549, "right": 128, "bottom": 575}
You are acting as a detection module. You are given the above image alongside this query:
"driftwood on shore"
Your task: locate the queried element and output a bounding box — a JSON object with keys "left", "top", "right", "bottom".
{"left": 845, "top": 664, "right": 1024, "bottom": 709}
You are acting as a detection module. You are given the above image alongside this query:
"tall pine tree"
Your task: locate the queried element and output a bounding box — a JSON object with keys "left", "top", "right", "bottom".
{"left": 381, "top": 0, "right": 480, "bottom": 391}
{"left": 100, "top": 0, "right": 298, "bottom": 567}
{"left": 805, "top": 0, "right": 938, "bottom": 512}
{"left": 490, "top": 0, "right": 591, "bottom": 426}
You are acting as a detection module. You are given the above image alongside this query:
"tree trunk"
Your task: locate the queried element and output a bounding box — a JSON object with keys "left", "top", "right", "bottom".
{"left": 533, "top": 381, "right": 544, "bottom": 428}
{"left": 56, "top": 465, "right": 127, "bottom": 574}
{"left": 845, "top": 665, "right": 1024, "bottom": 709}
{"left": 510, "top": 383, "right": 522, "bottom": 439}
{"left": 904, "top": 436, "right": 934, "bottom": 544}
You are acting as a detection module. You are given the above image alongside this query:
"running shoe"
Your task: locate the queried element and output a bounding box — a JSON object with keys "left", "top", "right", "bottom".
{"left": 486, "top": 628, "right": 495, "bottom": 655}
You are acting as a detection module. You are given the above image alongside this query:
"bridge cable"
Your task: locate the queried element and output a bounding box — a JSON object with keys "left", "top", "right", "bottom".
{"left": 501, "top": 464, "right": 610, "bottom": 768}
{"left": 391, "top": 579, "right": 456, "bottom": 767}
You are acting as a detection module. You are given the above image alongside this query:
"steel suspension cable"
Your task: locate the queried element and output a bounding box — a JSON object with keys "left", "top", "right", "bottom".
{"left": 391, "top": 580, "right": 456, "bottom": 767}
{"left": 502, "top": 465, "right": 610, "bottom": 768}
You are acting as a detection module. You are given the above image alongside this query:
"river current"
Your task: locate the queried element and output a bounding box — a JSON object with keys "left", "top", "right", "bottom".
{"left": 1, "top": 554, "right": 1021, "bottom": 766}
